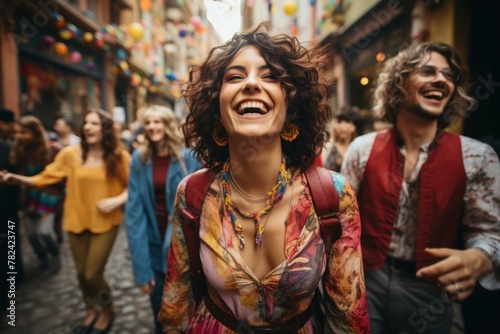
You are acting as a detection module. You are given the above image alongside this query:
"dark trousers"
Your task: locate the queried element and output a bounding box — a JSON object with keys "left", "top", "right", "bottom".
{"left": 151, "top": 270, "right": 166, "bottom": 334}
{"left": 366, "top": 263, "right": 454, "bottom": 334}
{"left": 462, "top": 284, "right": 500, "bottom": 334}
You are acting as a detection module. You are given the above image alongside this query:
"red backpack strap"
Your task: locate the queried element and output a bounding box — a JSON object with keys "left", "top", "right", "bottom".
{"left": 305, "top": 165, "right": 341, "bottom": 331}
{"left": 305, "top": 165, "right": 341, "bottom": 251}
{"left": 180, "top": 166, "right": 220, "bottom": 308}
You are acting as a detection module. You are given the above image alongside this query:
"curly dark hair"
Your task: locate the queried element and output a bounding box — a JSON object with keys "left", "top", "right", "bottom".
{"left": 80, "top": 108, "right": 125, "bottom": 180}
{"left": 183, "top": 23, "right": 332, "bottom": 172}
{"left": 372, "top": 42, "right": 475, "bottom": 129}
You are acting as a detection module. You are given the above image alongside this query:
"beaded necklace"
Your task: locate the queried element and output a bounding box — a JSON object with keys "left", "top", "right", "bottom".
{"left": 220, "top": 158, "right": 289, "bottom": 249}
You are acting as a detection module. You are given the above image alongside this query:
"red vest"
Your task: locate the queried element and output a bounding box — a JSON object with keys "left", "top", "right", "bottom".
{"left": 360, "top": 129, "right": 466, "bottom": 271}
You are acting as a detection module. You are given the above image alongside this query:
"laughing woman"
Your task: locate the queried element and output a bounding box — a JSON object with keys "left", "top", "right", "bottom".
{"left": 124, "top": 105, "right": 201, "bottom": 334}
{"left": 1, "top": 108, "right": 130, "bottom": 334}
{"left": 158, "top": 24, "right": 370, "bottom": 334}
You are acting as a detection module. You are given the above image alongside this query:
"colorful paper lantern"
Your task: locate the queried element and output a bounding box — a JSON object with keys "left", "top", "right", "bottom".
{"left": 54, "top": 42, "right": 68, "bottom": 56}
{"left": 70, "top": 51, "right": 82, "bottom": 63}
{"left": 41, "top": 35, "right": 55, "bottom": 48}
{"left": 83, "top": 32, "right": 94, "bottom": 42}
{"left": 117, "top": 48, "right": 127, "bottom": 60}
{"left": 59, "top": 29, "right": 73, "bottom": 40}
{"left": 85, "top": 60, "right": 95, "bottom": 70}
{"left": 196, "top": 25, "right": 206, "bottom": 35}
{"left": 119, "top": 61, "right": 129, "bottom": 71}
{"left": 189, "top": 15, "right": 202, "bottom": 29}
{"left": 55, "top": 15, "right": 65, "bottom": 28}
{"left": 178, "top": 26, "right": 187, "bottom": 38}
{"left": 283, "top": 1, "right": 297, "bottom": 15}
{"left": 129, "top": 22, "right": 144, "bottom": 41}
{"left": 131, "top": 72, "right": 142, "bottom": 87}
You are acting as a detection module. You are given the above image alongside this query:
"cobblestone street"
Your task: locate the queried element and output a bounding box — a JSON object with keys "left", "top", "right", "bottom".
{"left": 1, "top": 224, "right": 155, "bottom": 334}
{"left": 1, "top": 221, "right": 465, "bottom": 334}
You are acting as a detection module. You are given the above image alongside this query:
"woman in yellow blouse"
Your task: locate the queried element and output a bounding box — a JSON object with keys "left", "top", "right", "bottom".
{"left": 1, "top": 108, "right": 130, "bottom": 334}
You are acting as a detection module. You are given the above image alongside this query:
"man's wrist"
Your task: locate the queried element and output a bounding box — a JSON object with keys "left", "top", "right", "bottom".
{"left": 472, "top": 247, "right": 494, "bottom": 273}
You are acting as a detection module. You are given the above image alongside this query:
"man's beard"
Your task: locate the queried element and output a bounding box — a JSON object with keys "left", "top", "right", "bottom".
{"left": 407, "top": 103, "right": 442, "bottom": 122}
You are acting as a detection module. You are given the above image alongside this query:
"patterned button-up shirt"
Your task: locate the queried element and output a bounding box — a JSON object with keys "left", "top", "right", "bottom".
{"left": 341, "top": 131, "right": 500, "bottom": 289}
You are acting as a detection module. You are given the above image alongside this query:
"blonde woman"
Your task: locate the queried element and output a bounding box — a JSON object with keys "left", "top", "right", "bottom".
{"left": 124, "top": 105, "right": 201, "bottom": 334}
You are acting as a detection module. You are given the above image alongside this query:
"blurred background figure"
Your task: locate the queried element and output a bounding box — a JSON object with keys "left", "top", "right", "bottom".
{"left": 113, "top": 106, "right": 133, "bottom": 152}
{"left": 125, "top": 105, "right": 201, "bottom": 334}
{"left": 10, "top": 116, "right": 64, "bottom": 273}
{"left": 0, "top": 108, "right": 24, "bottom": 311}
{"left": 0, "top": 108, "right": 15, "bottom": 142}
{"left": 53, "top": 117, "right": 81, "bottom": 147}
{"left": 52, "top": 117, "right": 81, "bottom": 244}
{"left": 322, "top": 106, "right": 363, "bottom": 172}
{"left": 130, "top": 131, "right": 145, "bottom": 151}
{"left": 0, "top": 109, "right": 131, "bottom": 334}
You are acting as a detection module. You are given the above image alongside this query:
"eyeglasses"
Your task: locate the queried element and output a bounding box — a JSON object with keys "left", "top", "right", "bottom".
{"left": 416, "top": 65, "right": 459, "bottom": 83}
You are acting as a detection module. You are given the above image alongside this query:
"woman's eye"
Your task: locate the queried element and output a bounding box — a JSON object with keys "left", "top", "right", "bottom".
{"left": 225, "top": 74, "right": 243, "bottom": 82}
{"left": 262, "top": 73, "right": 278, "bottom": 81}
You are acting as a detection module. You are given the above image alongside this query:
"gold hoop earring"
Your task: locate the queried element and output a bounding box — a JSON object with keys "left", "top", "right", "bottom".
{"left": 280, "top": 121, "right": 299, "bottom": 142}
{"left": 212, "top": 125, "right": 228, "bottom": 146}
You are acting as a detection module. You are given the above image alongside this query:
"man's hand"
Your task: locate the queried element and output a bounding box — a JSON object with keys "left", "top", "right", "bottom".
{"left": 416, "top": 248, "right": 492, "bottom": 301}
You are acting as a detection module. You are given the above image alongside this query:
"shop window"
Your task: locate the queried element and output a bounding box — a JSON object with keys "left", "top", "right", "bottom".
{"left": 20, "top": 57, "right": 101, "bottom": 130}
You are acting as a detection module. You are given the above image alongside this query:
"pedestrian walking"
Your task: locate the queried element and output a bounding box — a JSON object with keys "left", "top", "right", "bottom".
{"left": 341, "top": 41, "right": 500, "bottom": 334}
{"left": 125, "top": 105, "right": 201, "bottom": 334}
{"left": 0, "top": 108, "right": 131, "bottom": 334}
{"left": 10, "top": 116, "right": 64, "bottom": 273}
{"left": 0, "top": 108, "right": 24, "bottom": 311}
{"left": 322, "top": 105, "right": 363, "bottom": 171}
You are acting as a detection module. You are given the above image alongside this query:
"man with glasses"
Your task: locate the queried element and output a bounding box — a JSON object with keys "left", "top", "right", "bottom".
{"left": 341, "top": 42, "right": 500, "bottom": 333}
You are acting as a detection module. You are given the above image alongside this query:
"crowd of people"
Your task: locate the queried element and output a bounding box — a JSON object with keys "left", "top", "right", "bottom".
{"left": 0, "top": 23, "right": 499, "bottom": 334}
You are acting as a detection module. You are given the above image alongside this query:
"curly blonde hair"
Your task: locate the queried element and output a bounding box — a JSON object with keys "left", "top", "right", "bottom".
{"left": 372, "top": 42, "right": 476, "bottom": 129}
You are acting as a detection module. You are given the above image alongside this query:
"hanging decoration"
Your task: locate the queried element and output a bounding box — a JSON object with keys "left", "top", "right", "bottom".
{"left": 70, "top": 51, "right": 82, "bottom": 63}
{"left": 85, "top": 60, "right": 96, "bottom": 70}
{"left": 129, "top": 22, "right": 144, "bottom": 41}
{"left": 54, "top": 42, "right": 68, "bottom": 56}
{"left": 283, "top": 0, "right": 297, "bottom": 15}
{"left": 189, "top": 16, "right": 202, "bottom": 29}
{"left": 140, "top": 0, "right": 152, "bottom": 11}
{"left": 165, "top": 68, "right": 177, "bottom": 81}
{"left": 83, "top": 32, "right": 94, "bottom": 42}
{"left": 131, "top": 72, "right": 142, "bottom": 87}
{"left": 59, "top": 29, "right": 73, "bottom": 40}
{"left": 41, "top": 35, "right": 55, "bottom": 48}
{"left": 178, "top": 25, "right": 187, "bottom": 38}
{"left": 55, "top": 15, "right": 65, "bottom": 28}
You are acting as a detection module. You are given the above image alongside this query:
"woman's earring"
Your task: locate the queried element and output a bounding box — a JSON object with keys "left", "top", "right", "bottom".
{"left": 280, "top": 121, "right": 299, "bottom": 142}
{"left": 212, "top": 125, "right": 228, "bottom": 146}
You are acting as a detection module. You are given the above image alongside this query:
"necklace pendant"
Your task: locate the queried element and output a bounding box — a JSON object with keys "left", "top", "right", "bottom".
{"left": 238, "top": 235, "right": 245, "bottom": 249}
{"left": 255, "top": 233, "right": 263, "bottom": 249}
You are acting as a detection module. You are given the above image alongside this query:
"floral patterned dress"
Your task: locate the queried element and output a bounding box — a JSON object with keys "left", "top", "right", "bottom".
{"left": 159, "top": 170, "right": 370, "bottom": 333}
